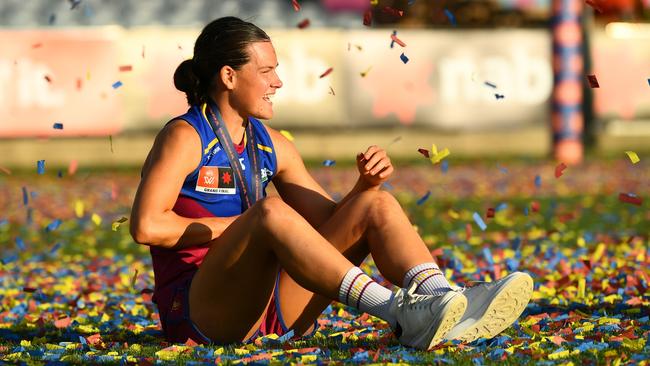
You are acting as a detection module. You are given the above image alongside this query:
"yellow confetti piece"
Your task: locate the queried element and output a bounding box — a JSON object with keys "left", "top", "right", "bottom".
{"left": 86, "top": 71, "right": 91, "bottom": 80}
{"left": 74, "top": 200, "right": 84, "bottom": 218}
{"left": 360, "top": 66, "right": 372, "bottom": 77}
{"left": 234, "top": 348, "right": 249, "bottom": 355}
{"left": 548, "top": 349, "right": 570, "bottom": 360}
{"left": 301, "top": 355, "right": 318, "bottom": 363}
{"left": 112, "top": 217, "right": 128, "bottom": 231}
{"left": 625, "top": 150, "right": 640, "bottom": 164}
{"left": 20, "top": 340, "right": 31, "bottom": 347}
{"left": 429, "top": 144, "right": 450, "bottom": 164}
{"left": 591, "top": 242, "right": 606, "bottom": 263}
{"left": 447, "top": 209, "right": 460, "bottom": 219}
{"left": 91, "top": 213, "right": 102, "bottom": 226}
{"left": 577, "top": 278, "right": 586, "bottom": 299}
{"left": 280, "top": 130, "right": 294, "bottom": 141}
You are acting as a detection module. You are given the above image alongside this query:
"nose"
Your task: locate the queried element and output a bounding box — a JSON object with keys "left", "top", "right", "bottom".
{"left": 272, "top": 71, "right": 283, "bottom": 89}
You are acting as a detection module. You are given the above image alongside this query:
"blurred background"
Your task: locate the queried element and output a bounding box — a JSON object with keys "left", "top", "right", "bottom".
{"left": 0, "top": 0, "right": 649, "bottom": 167}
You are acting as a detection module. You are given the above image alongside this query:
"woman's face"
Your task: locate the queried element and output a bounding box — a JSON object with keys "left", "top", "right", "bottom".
{"left": 231, "top": 41, "right": 283, "bottom": 120}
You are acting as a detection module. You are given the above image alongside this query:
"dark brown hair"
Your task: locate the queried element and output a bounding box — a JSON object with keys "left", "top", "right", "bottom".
{"left": 173, "top": 16, "right": 270, "bottom": 106}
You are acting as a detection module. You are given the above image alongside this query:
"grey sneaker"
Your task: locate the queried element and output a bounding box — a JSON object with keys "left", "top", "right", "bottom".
{"left": 444, "top": 271, "right": 534, "bottom": 343}
{"left": 389, "top": 283, "right": 467, "bottom": 350}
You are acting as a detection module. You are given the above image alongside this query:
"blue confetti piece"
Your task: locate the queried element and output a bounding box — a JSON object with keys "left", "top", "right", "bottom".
{"left": 16, "top": 237, "right": 26, "bottom": 251}
{"left": 473, "top": 211, "right": 487, "bottom": 231}
{"left": 496, "top": 202, "right": 508, "bottom": 211}
{"left": 505, "top": 258, "right": 519, "bottom": 271}
{"left": 416, "top": 190, "right": 431, "bottom": 205}
{"left": 57, "top": 170, "right": 63, "bottom": 178}
{"left": 648, "top": 78, "right": 650, "bottom": 86}
{"left": 390, "top": 30, "right": 397, "bottom": 48}
{"left": 534, "top": 174, "right": 541, "bottom": 188}
{"left": 45, "top": 219, "right": 62, "bottom": 232}
{"left": 22, "top": 187, "right": 28, "bottom": 205}
{"left": 524, "top": 206, "right": 529, "bottom": 216}
{"left": 53, "top": 122, "right": 63, "bottom": 129}
{"left": 352, "top": 351, "right": 369, "bottom": 362}
{"left": 2, "top": 253, "right": 18, "bottom": 265}
{"left": 50, "top": 242, "right": 62, "bottom": 255}
{"left": 400, "top": 53, "right": 409, "bottom": 64}
{"left": 482, "top": 247, "right": 494, "bottom": 265}
{"left": 276, "top": 329, "right": 294, "bottom": 342}
{"left": 112, "top": 81, "right": 123, "bottom": 89}
{"left": 322, "top": 159, "right": 336, "bottom": 166}
{"left": 0, "top": 219, "right": 8, "bottom": 227}
{"left": 444, "top": 9, "right": 457, "bottom": 27}
{"left": 441, "top": 159, "right": 449, "bottom": 173}
{"left": 37, "top": 160, "right": 45, "bottom": 175}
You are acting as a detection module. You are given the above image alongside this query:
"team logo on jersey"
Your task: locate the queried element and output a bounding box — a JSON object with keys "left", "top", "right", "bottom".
{"left": 196, "top": 166, "right": 236, "bottom": 194}
{"left": 261, "top": 168, "right": 273, "bottom": 183}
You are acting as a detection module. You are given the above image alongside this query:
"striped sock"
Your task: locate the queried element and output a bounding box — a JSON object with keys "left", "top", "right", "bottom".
{"left": 403, "top": 262, "right": 452, "bottom": 297}
{"left": 338, "top": 267, "right": 396, "bottom": 328}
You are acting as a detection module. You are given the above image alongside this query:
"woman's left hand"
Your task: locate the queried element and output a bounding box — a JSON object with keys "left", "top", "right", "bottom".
{"left": 356, "top": 145, "right": 394, "bottom": 188}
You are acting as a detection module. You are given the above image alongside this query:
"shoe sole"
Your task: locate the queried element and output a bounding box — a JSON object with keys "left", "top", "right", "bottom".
{"left": 425, "top": 292, "right": 467, "bottom": 350}
{"left": 455, "top": 272, "right": 533, "bottom": 343}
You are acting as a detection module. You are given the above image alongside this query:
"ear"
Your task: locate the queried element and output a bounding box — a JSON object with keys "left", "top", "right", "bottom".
{"left": 219, "top": 65, "right": 236, "bottom": 90}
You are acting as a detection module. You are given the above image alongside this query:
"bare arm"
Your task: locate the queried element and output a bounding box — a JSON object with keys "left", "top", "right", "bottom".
{"left": 130, "top": 120, "right": 238, "bottom": 249}
{"left": 269, "top": 128, "right": 393, "bottom": 228}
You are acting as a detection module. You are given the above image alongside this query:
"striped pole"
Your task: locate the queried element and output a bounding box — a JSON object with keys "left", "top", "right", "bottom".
{"left": 552, "top": 0, "right": 584, "bottom": 164}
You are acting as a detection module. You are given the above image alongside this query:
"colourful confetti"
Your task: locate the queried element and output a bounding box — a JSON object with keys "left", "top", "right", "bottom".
{"left": 400, "top": 53, "right": 409, "bottom": 64}
{"left": 624, "top": 151, "right": 640, "bottom": 164}
{"left": 586, "top": 74, "right": 600, "bottom": 88}
{"left": 291, "top": 0, "right": 301, "bottom": 11}
{"left": 555, "top": 162, "right": 567, "bottom": 178}
{"left": 53, "top": 122, "right": 63, "bottom": 130}
{"left": 112, "top": 81, "right": 123, "bottom": 89}
{"left": 37, "top": 160, "right": 45, "bottom": 175}
{"left": 280, "top": 130, "right": 294, "bottom": 141}
{"left": 297, "top": 18, "right": 310, "bottom": 29}
{"left": 472, "top": 211, "right": 487, "bottom": 230}
{"left": 319, "top": 67, "right": 333, "bottom": 79}
{"left": 444, "top": 9, "right": 457, "bottom": 26}
{"left": 118, "top": 65, "right": 132, "bottom": 72}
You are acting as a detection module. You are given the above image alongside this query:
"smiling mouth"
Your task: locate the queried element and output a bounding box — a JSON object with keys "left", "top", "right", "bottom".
{"left": 263, "top": 93, "right": 274, "bottom": 104}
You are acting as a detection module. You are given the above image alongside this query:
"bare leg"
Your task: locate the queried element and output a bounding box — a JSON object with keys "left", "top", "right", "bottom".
{"left": 277, "top": 190, "right": 436, "bottom": 335}
{"left": 188, "top": 196, "right": 357, "bottom": 343}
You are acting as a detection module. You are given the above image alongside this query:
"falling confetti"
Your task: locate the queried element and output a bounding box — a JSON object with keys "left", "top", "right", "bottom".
{"left": 416, "top": 191, "right": 431, "bottom": 205}
{"left": 112, "top": 217, "right": 128, "bottom": 231}
{"left": 472, "top": 211, "right": 487, "bottom": 231}
{"left": 280, "top": 130, "right": 294, "bottom": 141}
{"left": 624, "top": 151, "right": 640, "bottom": 164}
{"left": 119, "top": 65, "right": 132, "bottom": 72}
{"left": 53, "top": 122, "right": 63, "bottom": 129}
{"left": 484, "top": 81, "right": 497, "bottom": 88}
{"left": 555, "top": 162, "right": 567, "bottom": 178}
{"left": 109, "top": 135, "right": 114, "bottom": 153}
{"left": 37, "top": 160, "right": 45, "bottom": 175}
{"left": 382, "top": 6, "right": 404, "bottom": 17}
{"left": 297, "top": 18, "right": 310, "bottom": 29}
{"left": 363, "top": 10, "right": 372, "bottom": 26}
{"left": 586, "top": 74, "right": 600, "bottom": 88}
{"left": 319, "top": 67, "right": 333, "bottom": 79}
{"left": 495, "top": 94, "right": 505, "bottom": 100}
{"left": 322, "top": 160, "right": 336, "bottom": 167}
{"left": 390, "top": 32, "right": 406, "bottom": 48}
{"left": 112, "top": 81, "right": 123, "bottom": 89}
{"left": 360, "top": 66, "right": 372, "bottom": 78}
{"left": 444, "top": 9, "right": 457, "bottom": 26}
{"left": 291, "top": 0, "right": 301, "bottom": 11}
{"left": 400, "top": 53, "right": 409, "bottom": 64}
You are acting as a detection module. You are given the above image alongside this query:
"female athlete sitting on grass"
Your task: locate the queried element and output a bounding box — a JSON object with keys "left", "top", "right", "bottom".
{"left": 129, "top": 16, "right": 533, "bottom": 350}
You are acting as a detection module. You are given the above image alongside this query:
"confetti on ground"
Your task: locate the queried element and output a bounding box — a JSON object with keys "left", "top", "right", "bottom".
{"left": 297, "top": 18, "right": 310, "bottom": 29}
{"left": 472, "top": 211, "right": 487, "bottom": 230}
{"left": 53, "top": 122, "right": 63, "bottom": 130}
{"left": 112, "top": 81, "right": 123, "bottom": 89}
{"left": 625, "top": 151, "right": 640, "bottom": 164}
{"left": 280, "top": 130, "right": 294, "bottom": 141}
{"left": 319, "top": 67, "right": 333, "bottom": 79}
{"left": 400, "top": 53, "right": 409, "bottom": 64}
{"left": 112, "top": 217, "right": 128, "bottom": 231}
{"left": 555, "top": 162, "right": 567, "bottom": 178}
{"left": 586, "top": 74, "right": 600, "bottom": 88}
{"left": 1, "top": 161, "right": 649, "bottom": 364}
{"left": 618, "top": 192, "right": 642, "bottom": 205}
{"left": 444, "top": 9, "right": 457, "bottom": 27}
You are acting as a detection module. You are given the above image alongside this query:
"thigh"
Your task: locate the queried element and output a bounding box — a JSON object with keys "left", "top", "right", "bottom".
{"left": 188, "top": 203, "right": 279, "bottom": 344}
{"left": 276, "top": 191, "right": 381, "bottom": 335}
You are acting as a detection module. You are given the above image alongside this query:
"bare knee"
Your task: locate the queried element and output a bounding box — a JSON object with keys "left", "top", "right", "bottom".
{"left": 365, "top": 190, "right": 401, "bottom": 228}
{"left": 253, "top": 196, "right": 296, "bottom": 230}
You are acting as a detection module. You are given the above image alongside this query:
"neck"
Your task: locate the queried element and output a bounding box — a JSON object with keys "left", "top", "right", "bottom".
{"left": 210, "top": 92, "right": 246, "bottom": 140}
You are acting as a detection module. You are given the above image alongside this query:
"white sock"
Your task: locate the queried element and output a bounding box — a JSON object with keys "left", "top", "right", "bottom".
{"left": 403, "top": 262, "right": 452, "bottom": 297}
{"left": 338, "top": 267, "right": 396, "bottom": 328}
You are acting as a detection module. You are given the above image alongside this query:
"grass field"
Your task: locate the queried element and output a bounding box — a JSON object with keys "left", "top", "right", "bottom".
{"left": 0, "top": 158, "right": 648, "bottom": 365}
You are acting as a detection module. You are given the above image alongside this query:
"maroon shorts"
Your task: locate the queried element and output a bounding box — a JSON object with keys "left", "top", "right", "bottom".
{"left": 158, "top": 271, "right": 318, "bottom": 345}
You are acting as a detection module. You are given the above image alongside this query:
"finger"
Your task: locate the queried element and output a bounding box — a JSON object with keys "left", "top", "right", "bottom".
{"left": 370, "top": 159, "right": 390, "bottom": 175}
{"left": 365, "top": 154, "right": 386, "bottom": 172}
{"left": 363, "top": 145, "right": 379, "bottom": 160}
{"left": 378, "top": 164, "right": 394, "bottom": 178}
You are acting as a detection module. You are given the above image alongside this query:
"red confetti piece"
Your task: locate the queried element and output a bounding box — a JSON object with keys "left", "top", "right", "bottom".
{"left": 363, "top": 10, "right": 372, "bottom": 26}
{"left": 292, "top": 0, "right": 301, "bottom": 11}
{"left": 119, "top": 65, "right": 132, "bottom": 72}
{"left": 465, "top": 223, "right": 472, "bottom": 241}
{"left": 555, "top": 162, "right": 567, "bottom": 178}
{"left": 486, "top": 208, "right": 495, "bottom": 218}
{"left": 531, "top": 201, "right": 540, "bottom": 212}
{"left": 417, "top": 148, "right": 430, "bottom": 158}
{"left": 586, "top": 74, "right": 600, "bottom": 88}
{"left": 319, "top": 67, "right": 333, "bottom": 78}
{"left": 76, "top": 78, "right": 82, "bottom": 90}
{"left": 44, "top": 75, "right": 52, "bottom": 83}
{"left": 390, "top": 34, "right": 406, "bottom": 47}
{"left": 382, "top": 6, "right": 404, "bottom": 17}
{"left": 297, "top": 18, "right": 310, "bottom": 29}
{"left": 54, "top": 316, "right": 72, "bottom": 328}
{"left": 619, "top": 193, "right": 642, "bottom": 205}
{"left": 32, "top": 42, "right": 43, "bottom": 49}
{"left": 23, "top": 287, "right": 37, "bottom": 293}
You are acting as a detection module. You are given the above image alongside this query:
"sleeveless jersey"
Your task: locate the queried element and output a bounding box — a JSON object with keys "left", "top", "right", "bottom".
{"left": 150, "top": 103, "right": 277, "bottom": 298}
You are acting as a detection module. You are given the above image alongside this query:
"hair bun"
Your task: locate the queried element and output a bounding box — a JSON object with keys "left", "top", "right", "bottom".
{"left": 173, "top": 59, "right": 202, "bottom": 105}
